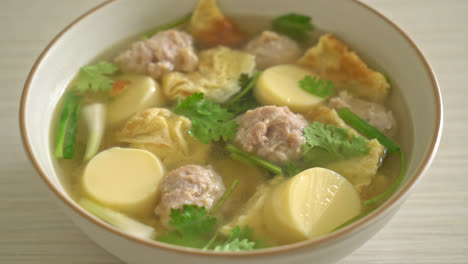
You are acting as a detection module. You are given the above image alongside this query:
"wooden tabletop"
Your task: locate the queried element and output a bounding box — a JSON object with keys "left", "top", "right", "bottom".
{"left": 1, "top": 0, "right": 467, "bottom": 263}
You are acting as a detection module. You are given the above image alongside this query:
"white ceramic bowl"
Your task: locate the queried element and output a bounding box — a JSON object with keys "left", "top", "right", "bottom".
{"left": 20, "top": 0, "right": 442, "bottom": 263}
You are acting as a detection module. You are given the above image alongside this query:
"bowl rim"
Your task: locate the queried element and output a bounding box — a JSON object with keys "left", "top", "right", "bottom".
{"left": 19, "top": 0, "right": 442, "bottom": 258}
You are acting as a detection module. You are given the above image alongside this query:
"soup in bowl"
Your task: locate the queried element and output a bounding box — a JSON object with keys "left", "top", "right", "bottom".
{"left": 20, "top": 0, "right": 442, "bottom": 263}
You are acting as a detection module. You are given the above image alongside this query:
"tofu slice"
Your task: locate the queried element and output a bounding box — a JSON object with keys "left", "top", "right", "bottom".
{"left": 220, "top": 177, "right": 284, "bottom": 244}
{"left": 264, "top": 168, "right": 361, "bottom": 243}
{"left": 82, "top": 147, "right": 165, "bottom": 216}
{"left": 298, "top": 34, "right": 390, "bottom": 103}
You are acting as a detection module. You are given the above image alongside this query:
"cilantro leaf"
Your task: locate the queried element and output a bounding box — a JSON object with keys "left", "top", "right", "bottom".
{"left": 169, "top": 205, "right": 217, "bottom": 236}
{"left": 157, "top": 205, "right": 217, "bottom": 248}
{"left": 175, "top": 93, "right": 239, "bottom": 144}
{"left": 284, "top": 161, "right": 301, "bottom": 177}
{"left": 226, "top": 93, "right": 258, "bottom": 116}
{"left": 299, "top": 75, "right": 335, "bottom": 98}
{"left": 76, "top": 62, "right": 119, "bottom": 93}
{"left": 214, "top": 226, "right": 255, "bottom": 251}
{"left": 154, "top": 185, "right": 265, "bottom": 251}
{"left": 224, "top": 72, "right": 261, "bottom": 115}
{"left": 383, "top": 72, "right": 392, "bottom": 86}
{"left": 302, "top": 122, "right": 370, "bottom": 163}
{"left": 272, "top": 13, "right": 314, "bottom": 42}
{"left": 238, "top": 73, "right": 251, "bottom": 88}
{"left": 156, "top": 204, "right": 265, "bottom": 251}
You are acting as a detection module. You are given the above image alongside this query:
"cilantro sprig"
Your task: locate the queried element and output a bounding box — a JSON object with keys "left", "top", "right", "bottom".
{"left": 224, "top": 72, "right": 262, "bottom": 115}
{"left": 226, "top": 144, "right": 283, "bottom": 175}
{"left": 175, "top": 93, "right": 239, "bottom": 144}
{"left": 284, "top": 161, "right": 301, "bottom": 177}
{"left": 302, "top": 122, "right": 370, "bottom": 164}
{"left": 213, "top": 226, "right": 255, "bottom": 251}
{"left": 157, "top": 205, "right": 217, "bottom": 248}
{"left": 76, "top": 61, "right": 119, "bottom": 93}
{"left": 272, "top": 13, "right": 315, "bottom": 42}
{"left": 299, "top": 75, "right": 335, "bottom": 98}
{"left": 156, "top": 179, "right": 261, "bottom": 251}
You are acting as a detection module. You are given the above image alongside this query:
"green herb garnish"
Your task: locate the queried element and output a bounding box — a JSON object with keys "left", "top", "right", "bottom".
{"left": 76, "top": 62, "right": 119, "bottom": 93}
{"left": 210, "top": 179, "right": 239, "bottom": 215}
{"left": 284, "top": 161, "right": 301, "bottom": 177}
{"left": 337, "top": 108, "right": 400, "bottom": 154}
{"left": 174, "top": 93, "right": 238, "bottom": 144}
{"left": 157, "top": 180, "right": 259, "bottom": 251}
{"left": 224, "top": 72, "right": 262, "bottom": 115}
{"left": 272, "top": 13, "right": 314, "bottom": 42}
{"left": 157, "top": 205, "right": 217, "bottom": 248}
{"left": 226, "top": 144, "right": 283, "bottom": 175}
{"left": 55, "top": 92, "right": 82, "bottom": 159}
{"left": 213, "top": 226, "right": 255, "bottom": 251}
{"left": 141, "top": 13, "right": 192, "bottom": 39}
{"left": 302, "top": 122, "right": 370, "bottom": 162}
{"left": 336, "top": 108, "right": 406, "bottom": 206}
{"left": 299, "top": 75, "right": 335, "bottom": 98}
{"left": 238, "top": 73, "right": 252, "bottom": 88}
{"left": 383, "top": 72, "right": 392, "bottom": 86}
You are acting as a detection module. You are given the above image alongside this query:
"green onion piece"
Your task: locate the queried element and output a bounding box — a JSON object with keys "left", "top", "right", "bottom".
{"left": 224, "top": 71, "right": 262, "bottom": 107}
{"left": 337, "top": 108, "right": 401, "bottom": 154}
{"left": 63, "top": 96, "right": 82, "bottom": 159}
{"left": 226, "top": 144, "right": 283, "bottom": 175}
{"left": 364, "top": 151, "right": 407, "bottom": 206}
{"left": 332, "top": 208, "right": 377, "bottom": 232}
{"left": 210, "top": 179, "right": 239, "bottom": 215}
{"left": 82, "top": 103, "right": 106, "bottom": 160}
{"left": 383, "top": 72, "right": 392, "bottom": 86}
{"left": 230, "top": 153, "right": 254, "bottom": 166}
{"left": 141, "top": 13, "right": 192, "bottom": 39}
{"left": 55, "top": 93, "right": 82, "bottom": 159}
{"left": 55, "top": 93, "right": 75, "bottom": 158}
{"left": 80, "top": 198, "right": 156, "bottom": 239}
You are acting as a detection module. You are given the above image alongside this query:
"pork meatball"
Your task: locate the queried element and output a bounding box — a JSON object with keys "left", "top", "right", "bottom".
{"left": 114, "top": 30, "right": 198, "bottom": 79}
{"left": 235, "top": 106, "right": 308, "bottom": 165}
{"left": 154, "top": 165, "right": 225, "bottom": 228}
{"left": 244, "top": 31, "right": 302, "bottom": 69}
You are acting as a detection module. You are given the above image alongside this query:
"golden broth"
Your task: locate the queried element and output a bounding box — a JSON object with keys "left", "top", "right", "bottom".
{"left": 50, "top": 14, "right": 413, "bottom": 246}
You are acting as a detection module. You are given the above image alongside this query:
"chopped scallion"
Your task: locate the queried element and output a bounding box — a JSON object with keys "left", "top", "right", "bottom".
{"left": 224, "top": 72, "right": 262, "bottom": 108}
{"left": 55, "top": 92, "right": 82, "bottom": 159}
{"left": 226, "top": 144, "right": 283, "bottom": 175}
{"left": 337, "top": 108, "right": 400, "bottom": 154}
{"left": 337, "top": 108, "right": 406, "bottom": 206}
{"left": 210, "top": 179, "right": 239, "bottom": 215}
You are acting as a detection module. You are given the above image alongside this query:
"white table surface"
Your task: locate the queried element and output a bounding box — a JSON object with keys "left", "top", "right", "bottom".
{"left": 1, "top": 0, "right": 467, "bottom": 263}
